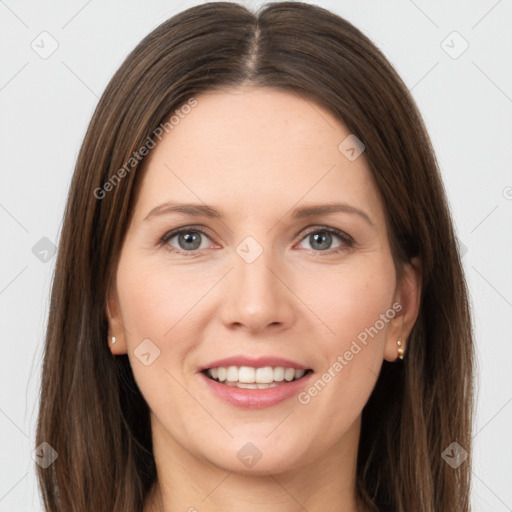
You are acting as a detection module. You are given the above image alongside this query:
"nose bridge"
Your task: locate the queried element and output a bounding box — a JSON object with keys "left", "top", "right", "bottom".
{"left": 221, "top": 234, "right": 295, "bottom": 331}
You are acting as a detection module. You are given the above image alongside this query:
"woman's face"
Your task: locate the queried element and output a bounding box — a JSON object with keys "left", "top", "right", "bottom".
{"left": 108, "top": 87, "right": 419, "bottom": 476}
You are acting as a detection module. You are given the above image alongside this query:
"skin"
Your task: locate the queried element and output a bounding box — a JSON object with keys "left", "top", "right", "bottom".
{"left": 107, "top": 87, "right": 421, "bottom": 512}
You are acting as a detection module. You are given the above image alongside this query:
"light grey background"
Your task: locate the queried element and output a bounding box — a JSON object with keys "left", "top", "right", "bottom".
{"left": 1, "top": 0, "right": 511, "bottom": 510}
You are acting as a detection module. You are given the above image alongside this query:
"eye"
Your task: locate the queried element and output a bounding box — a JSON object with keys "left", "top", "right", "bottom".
{"left": 161, "top": 227, "right": 213, "bottom": 255}
{"left": 160, "top": 225, "right": 353, "bottom": 256}
{"left": 296, "top": 226, "right": 353, "bottom": 254}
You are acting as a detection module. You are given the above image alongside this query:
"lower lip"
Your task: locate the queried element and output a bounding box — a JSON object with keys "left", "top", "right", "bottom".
{"left": 199, "top": 371, "right": 314, "bottom": 409}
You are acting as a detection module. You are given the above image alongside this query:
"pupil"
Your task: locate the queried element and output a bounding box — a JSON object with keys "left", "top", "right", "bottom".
{"left": 311, "top": 232, "right": 331, "bottom": 250}
{"left": 180, "top": 232, "right": 201, "bottom": 250}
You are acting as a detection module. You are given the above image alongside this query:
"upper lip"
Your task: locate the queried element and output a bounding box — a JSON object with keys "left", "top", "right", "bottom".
{"left": 200, "top": 355, "right": 311, "bottom": 371}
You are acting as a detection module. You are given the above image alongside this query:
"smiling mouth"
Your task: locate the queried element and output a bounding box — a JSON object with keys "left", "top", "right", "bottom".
{"left": 201, "top": 366, "right": 313, "bottom": 390}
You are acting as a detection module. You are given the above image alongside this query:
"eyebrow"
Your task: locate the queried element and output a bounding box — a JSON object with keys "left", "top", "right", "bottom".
{"left": 143, "top": 201, "right": 374, "bottom": 227}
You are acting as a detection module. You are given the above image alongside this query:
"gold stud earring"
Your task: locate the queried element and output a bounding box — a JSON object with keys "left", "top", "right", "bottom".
{"left": 111, "top": 336, "right": 116, "bottom": 344}
{"left": 397, "top": 336, "right": 404, "bottom": 360}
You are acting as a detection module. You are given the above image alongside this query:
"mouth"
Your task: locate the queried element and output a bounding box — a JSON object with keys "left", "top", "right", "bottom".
{"left": 201, "top": 366, "right": 314, "bottom": 390}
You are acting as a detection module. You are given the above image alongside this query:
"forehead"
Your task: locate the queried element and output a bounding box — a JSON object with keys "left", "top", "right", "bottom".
{"left": 135, "top": 87, "right": 384, "bottom": 225}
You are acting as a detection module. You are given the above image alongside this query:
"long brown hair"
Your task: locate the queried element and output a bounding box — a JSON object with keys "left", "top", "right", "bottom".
{"left": 36, "top": 2, "right": 474, "bottom": 511}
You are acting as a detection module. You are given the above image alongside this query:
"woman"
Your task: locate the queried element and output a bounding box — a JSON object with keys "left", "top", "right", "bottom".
{"left": 35, "top": 2, "right": 474, "bottom": 511}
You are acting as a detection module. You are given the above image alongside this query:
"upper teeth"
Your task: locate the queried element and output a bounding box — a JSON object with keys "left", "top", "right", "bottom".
{"left": 207, "top": 366, "right": 306, "bottom": 384}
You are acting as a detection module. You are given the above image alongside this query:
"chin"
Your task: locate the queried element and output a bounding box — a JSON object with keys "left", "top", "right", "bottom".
{"left": 197, "top": 435, "right": 315, "bottom": 476}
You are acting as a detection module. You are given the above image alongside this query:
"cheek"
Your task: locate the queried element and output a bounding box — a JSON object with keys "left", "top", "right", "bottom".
{"left": 301, "top": 257, "right": 396, "bottom": 349}
{"left": 116, "top": 255, "right": 199, "bottom": 340}
{"left": 115, "top": 252, "right": 223, "bottom": 404}
{"left": 293, "top": 258, "right": 396, "bottom": 418}
{"left": 115, "top": 256, "right": 206, "bottom": 429}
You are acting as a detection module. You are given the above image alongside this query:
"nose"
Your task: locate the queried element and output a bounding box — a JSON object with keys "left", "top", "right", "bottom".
{"left": 219, "top": 242, "right": 296, "bottom": 334}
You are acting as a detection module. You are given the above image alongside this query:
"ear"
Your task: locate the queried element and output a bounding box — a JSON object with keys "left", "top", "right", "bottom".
{"left": 106, "top": 287, "right": 128, "bottom": 355}
{"left": 383, "top": 257, "right": 422, "bottom": 361}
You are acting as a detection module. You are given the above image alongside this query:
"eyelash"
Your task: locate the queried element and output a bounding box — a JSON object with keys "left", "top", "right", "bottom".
{"left": 159, "top": 225, "right": 354, "bottom": 257}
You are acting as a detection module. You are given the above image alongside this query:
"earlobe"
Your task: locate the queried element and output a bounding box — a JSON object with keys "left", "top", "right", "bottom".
{"left": 383, "top": 257, "right": 422, "bottom": 362}
{"left": 383, "top": 330, "right": 406, "bottom": 362}
{"left": 396, "top": 336, "right": 404, "bottom": 360}
{"left": 106, "top": 290, "right": 128, "bottom": 355}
